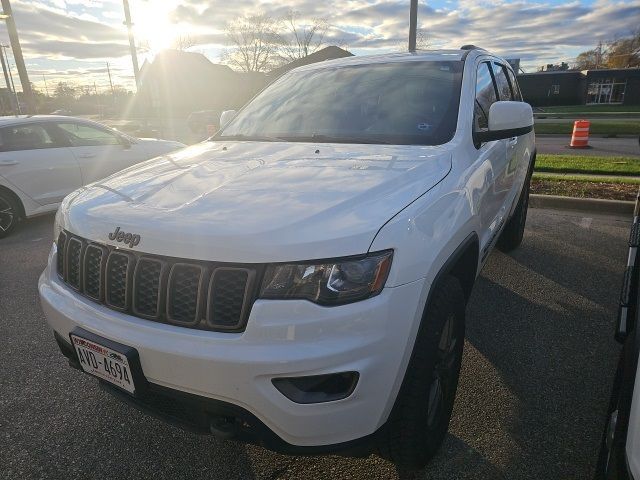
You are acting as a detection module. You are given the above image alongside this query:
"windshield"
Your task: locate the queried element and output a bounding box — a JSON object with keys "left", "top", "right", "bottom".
{"left": 218, "top": 60, "right": 463, "bottom": 146}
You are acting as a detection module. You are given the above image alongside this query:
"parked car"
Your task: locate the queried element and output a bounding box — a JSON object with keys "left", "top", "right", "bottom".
{"left": 0, "top": 115, "right": 185, "bottom": 237}
{"left": 39, "top": 47, "right": 535, "bottom": 470}
{"left": 50, "top": 109, "right": 72, "bottom": 116}
{"left": 596, "top": 188, "right": 640, "bottom": 480}
{"left": 187, "top": 109, "right": 221, "bottom": 136}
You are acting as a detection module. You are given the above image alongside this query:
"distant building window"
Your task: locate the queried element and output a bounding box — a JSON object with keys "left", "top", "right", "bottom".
{"left": 552, "top": 84, "right": 560, "bottom": 95}
{"left": 587, "top": 79, "right": 626, "bottom": 104}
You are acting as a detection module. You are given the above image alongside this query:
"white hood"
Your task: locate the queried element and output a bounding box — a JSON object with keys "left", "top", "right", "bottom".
{"left": 60, "top": 141, "right": 451, "bottom": 262}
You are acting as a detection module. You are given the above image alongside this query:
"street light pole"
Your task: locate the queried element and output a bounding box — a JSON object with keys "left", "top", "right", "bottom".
{"left": 122, "top": 0, "right": 140, "bottom": 90}
{"left": 0, "top": 0, "right": 35, "bottom": 113}
{"left": 408, "top": 0, "right": 418, "bottom": 52}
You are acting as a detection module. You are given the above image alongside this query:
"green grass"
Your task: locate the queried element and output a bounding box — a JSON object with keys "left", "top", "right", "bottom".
{"left": 534, "top": 121, "right": 640, "bottom": 135}
{"left": 535, "top": 154, "right": 640, "bottom": 176}
{"left": 532, "top": 172, "right": 640, "bottom": 184}
{"left": 540, "top": 105, "right": 640, "bottom": 114}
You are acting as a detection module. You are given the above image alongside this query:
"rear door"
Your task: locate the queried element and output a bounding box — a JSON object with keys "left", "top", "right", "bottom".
{"left": 0, "top": 122, "right": 81, "bottom": 205}
{"left": 473, "top": 60, "right": 509, "bottom": 259}
{"left": 53, "top": 121, "right": 140, "bottom": 183}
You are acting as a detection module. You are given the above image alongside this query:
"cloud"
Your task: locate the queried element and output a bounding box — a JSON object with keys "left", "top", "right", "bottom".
{"left": 0, "top": 0, "right": 638, "bottom": 86}
{"left": 0, "top": 0, "right": 129, "bottom": 60}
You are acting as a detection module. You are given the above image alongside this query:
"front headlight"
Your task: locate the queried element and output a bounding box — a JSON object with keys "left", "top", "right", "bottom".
{"left": 53, "top": 208, "right": 63, "bottom": 245}
{"left": 260, "top": 250, "right": 393, "bottom": 306}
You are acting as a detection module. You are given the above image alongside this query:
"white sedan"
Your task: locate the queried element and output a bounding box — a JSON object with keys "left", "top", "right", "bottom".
{"left": 0, "top": 116, "right": 185, "bottom": 237}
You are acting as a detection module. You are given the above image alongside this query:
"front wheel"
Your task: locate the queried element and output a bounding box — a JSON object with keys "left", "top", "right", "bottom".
{"left": 0, "top": 191, "right": 20, "bottom": 239}
{"left": 378, "top": 275, "right": 465, "bottom": 470}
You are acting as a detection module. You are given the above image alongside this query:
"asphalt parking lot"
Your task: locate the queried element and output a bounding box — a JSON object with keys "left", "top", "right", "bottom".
{"left": 0, "top": 208, "right": 628, "bottom": 479}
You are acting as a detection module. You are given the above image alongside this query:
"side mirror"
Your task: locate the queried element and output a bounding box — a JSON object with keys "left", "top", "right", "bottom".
{"left": 219, "top": 110, "right": 236, "bottom": 129}
{"left": 118, "top": 135, "right": 133, "bottom": 149}
{"left": 475, "top": 101, "right": 534, "bottom": 143}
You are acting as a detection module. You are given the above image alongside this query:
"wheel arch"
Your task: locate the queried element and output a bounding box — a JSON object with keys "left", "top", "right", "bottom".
{"left": 438, "top": 232, "right": 480, "bottom": 303}
{"left": 0, "top": 184, "right": 26, "bottom": 218}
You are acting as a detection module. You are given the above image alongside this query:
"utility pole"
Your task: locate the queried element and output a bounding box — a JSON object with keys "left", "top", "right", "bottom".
{"left": 2, "top": 44, "right": 18, "bottom": 113}
{"left": 408, "top": 0, "right": 418, "bottom": 52}
{"left": 122, "top": 0, "right": 140, "bottom": 90}
{"left": 0, "top": 45, "right": 15, "bottom": 115}
{"left": 42, "top": 74, "right": 49, "bottom": 97}
{"left": 0, "top": 0, "right": 35, "bottom": 113}
{"left": 106, "top": 62, "right": 115, "bottom": 95}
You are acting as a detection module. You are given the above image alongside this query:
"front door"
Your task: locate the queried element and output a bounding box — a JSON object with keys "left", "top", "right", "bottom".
{"left": 0, "top": 122, "right": 81, "bottom": 205}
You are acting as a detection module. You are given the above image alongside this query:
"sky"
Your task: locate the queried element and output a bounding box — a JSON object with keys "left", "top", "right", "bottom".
{"left": 0, "top": 0, "right": 638, "bottom": 94}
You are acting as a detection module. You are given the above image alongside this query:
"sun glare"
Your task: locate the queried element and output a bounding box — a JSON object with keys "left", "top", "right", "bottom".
{"left": 132, "top": 2, "right": 177, "bottom": 53}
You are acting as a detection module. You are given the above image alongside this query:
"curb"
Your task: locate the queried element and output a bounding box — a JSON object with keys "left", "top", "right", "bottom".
{"left": 530, "top": 194, "right": 635, "bottom": 215}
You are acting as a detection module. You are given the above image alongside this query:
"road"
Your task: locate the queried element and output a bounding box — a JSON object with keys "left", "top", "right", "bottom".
{"left": 0, "top": 209, "right": 626, "bottom": 479}
{"left": 536, "top": 134, "right": 640, "bottom": 157}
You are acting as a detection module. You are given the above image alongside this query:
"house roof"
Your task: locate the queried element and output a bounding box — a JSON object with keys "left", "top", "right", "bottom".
{"left": 269, "top": 46, "right": 353, "bottom": 77}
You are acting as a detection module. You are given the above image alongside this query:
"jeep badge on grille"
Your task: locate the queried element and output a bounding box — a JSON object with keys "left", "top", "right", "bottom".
{"left": 108, "top": 227, "right": 141, "bottom": 248}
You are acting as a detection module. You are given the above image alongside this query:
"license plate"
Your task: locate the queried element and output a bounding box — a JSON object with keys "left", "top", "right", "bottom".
{"left": 71, "top": 333, "right": 137, "bottom": 394}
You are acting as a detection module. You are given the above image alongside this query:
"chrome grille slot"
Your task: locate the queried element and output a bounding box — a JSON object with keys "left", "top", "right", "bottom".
{"left": 83, "top": 244, "right": 107, "bottom": 301}
{"left": 167, "top": 264, "right": 204, "bottom": 325}
{"left": 66, "top": 237, "right": 84, "bottom": 290}
{"left": 133, "top": 258, "right": 165, "bottom": 318}
{"left": 56, "top": 231, "right": 67, "bottom": 278}
{"left": 207, "top": 268, "right": 253, "bottom": 330}
{"left": 105, "top": 251, "right": 134, "bottom": 310}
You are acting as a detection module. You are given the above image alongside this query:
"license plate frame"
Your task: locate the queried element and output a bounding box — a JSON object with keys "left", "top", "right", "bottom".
{"left": 69, "top": 327, "right": 147, "bottom": 396}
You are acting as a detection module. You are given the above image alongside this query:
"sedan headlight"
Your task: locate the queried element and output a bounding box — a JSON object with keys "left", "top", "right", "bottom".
{"left": 260, "top": 250, "right": 393, "bottom": 306}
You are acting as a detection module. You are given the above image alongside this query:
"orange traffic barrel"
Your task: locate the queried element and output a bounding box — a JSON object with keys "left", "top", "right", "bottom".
{"left": 569, "top": 120, "right": 591, "bottom": 148}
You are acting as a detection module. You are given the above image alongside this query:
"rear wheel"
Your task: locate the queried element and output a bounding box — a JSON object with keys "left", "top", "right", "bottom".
{"left": 0, "top": 191, "right": 20, "bottom": 238}
{"left": 378, "top": 275, "right": 465, "bottom": 470}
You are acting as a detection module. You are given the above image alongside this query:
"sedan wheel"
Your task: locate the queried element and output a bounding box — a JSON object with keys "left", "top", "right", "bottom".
{"left": 0, "top": 193, "right": 19, "bottom": 238}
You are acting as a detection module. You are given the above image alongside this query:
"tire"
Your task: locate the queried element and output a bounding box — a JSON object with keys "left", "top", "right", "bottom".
{"left": 497, "top": 172, "right": 531, "bottom": 252}
{"left": 378, "top": 275, "right": 466, "bottom": 470}
{"left": 0, "top": 190, "right": 20, "bottom": 239}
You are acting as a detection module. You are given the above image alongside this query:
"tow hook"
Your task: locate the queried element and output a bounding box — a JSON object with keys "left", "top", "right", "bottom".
{"left": 209, "top": 416, "right": 242, "bottom": 439}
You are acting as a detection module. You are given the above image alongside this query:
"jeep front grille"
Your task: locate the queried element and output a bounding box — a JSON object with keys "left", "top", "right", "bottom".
{"left": 56, "top": 232, "right": 260, "bottom": 332}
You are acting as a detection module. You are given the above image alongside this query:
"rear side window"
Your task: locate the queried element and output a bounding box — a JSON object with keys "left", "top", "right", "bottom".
{"left": 474, "top": 62, "right": 497, "bottom": 131}
{"left": 506, "top": 68, "right": 522, "bottom": 101}
{"left": 492, "top": 63, "right": 514, "bottom": 101}
{"left": 57, "top": 123, "right": 120, "bottom": 147}
{"left": 0, "top": 124, "right": 58, "bottom": 152}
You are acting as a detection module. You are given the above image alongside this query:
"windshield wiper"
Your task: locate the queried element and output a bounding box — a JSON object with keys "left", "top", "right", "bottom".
{"left": 213, "top": 134, "right": 283, "bottom": 142}
{"left": 281, "top": 134, "right": 392, "bottom": 145}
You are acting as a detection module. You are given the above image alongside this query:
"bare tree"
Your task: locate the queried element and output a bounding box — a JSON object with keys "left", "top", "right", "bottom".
{"left": 396, "top": 28, "right": 432, "bottom": 51}
{"left": 223, "top": 14, "right": 282, "bottom": 72}
{"left": 278, "top": 10, "right": 329, "bottom": 62}
{"left": 173, "top": 35, "right": 196, "bottom": 51}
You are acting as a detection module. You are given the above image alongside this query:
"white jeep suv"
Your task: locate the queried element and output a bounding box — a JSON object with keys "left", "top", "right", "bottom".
{"left": 39, "top": 47, "right": 535, "bottom": 469}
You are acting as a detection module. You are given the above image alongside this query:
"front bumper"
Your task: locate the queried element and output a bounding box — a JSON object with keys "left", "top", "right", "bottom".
{"left": 39, "top": 244, "right": 429, "bottom": 447}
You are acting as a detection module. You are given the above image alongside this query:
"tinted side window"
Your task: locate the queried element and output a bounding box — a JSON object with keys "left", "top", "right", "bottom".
{"left": 0, "top": 124, "right": 58, "bottom": 152}
{"left": 57, "top": 123, "right": 120, "bottom": 147}
{"left": 506, "top": 68, "right": 523, "bottom": 101}
{"left": 474, "top": 62, "right": 497, "bottom": 131}
{"left": 492, "top": 62, "right": 514, "bottom": 101}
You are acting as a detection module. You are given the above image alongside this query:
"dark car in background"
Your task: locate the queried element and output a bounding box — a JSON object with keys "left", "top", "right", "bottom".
{"left": 187, "top": 109, "right": 221, "bottom": 137}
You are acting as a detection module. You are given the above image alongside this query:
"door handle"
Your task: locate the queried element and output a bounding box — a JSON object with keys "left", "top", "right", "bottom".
{"left": 0, "top": 160, "right": 18, "bottom": 166}
{"left": 78, "top": 153, "right": 96, "bottom": 159}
